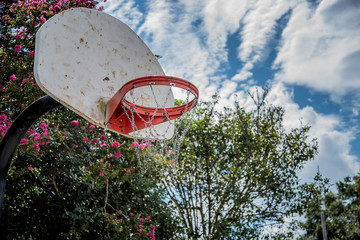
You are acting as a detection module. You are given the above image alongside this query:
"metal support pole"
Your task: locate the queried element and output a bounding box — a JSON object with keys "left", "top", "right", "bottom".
{"left": 320, "top": 210, "right": 328, "bottom": 240}
{"left": 0, "top": 95, "right": 60, "bottom": 222}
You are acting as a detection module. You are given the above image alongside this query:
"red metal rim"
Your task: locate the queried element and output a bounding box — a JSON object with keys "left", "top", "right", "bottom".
{"left": 118, "top": 76, "right": 199, "bottom": 118}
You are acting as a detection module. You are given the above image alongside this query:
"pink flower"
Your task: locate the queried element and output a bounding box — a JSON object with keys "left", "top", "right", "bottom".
{"left": 140, "top": 218, "right": 144, "bottom": 222}
{"left": 14, "top": 45, "right": 21, "bottom": 53}
{"left": 71, "top": 120, "right": 79, "bottom": 127}
{"left": 89, "top": 124, "right": 95, "bottom": 129}
{"left": 147, "top": 216, "right": 151, "bottom": 220}
{"left": 140, "top": 142, "right": 151, "bottom": 149}
{"left": 139, "top": 225, "right": 143, "bottom": 228}
{"left": 31, "top": 142, "right": 40, "bottom": 151}
{"left": 39, "top": 123, "right": 47, "bottom": 129}
{"left": 29, "top": 51, "right": 35, "bottom": 56}
{"left": 54, "top": 5, "right": 61, "bottom": 11}
{"left": 73, "top": 145, "right": 78, "bottom": 148}
{"left": 137, "top": 232, "right": 141, "bottom": 236}
{"left": 111, "top": 141, "right": 120, "bottom": 148}
{"left": 100, "top": 135, "right": 106, "bottom": 141}
{"left": 99, "top": 173, "right": 104, "bottom": 177}
{"left": 1, "top": 88, "right": 5, "bottom": 93}
{"left": 114, "top": 151, "right": 121, "bottom": 159}
{"left": 131, "top": 142, "right": 139, "bottom": 148}
{"left": 28, "top": 167, "right": 34, "bottom": 171}
{"left": 126, "top": 169, "right": 131, "bottom": 173}
{"left": 20, "top": 138, "right": 28, "bottom": 144}
{"left": 32, "top": 133, "right": 40, "bottom": 141}
{"left": 130, "top": 212, "right": 134, "bottom": 216}
{"left": 21, "top": 104, "right": 25, "bottom": 108}
{"left": 123, "top": 168, "right": 127, "bottom": 172}
{"left": 9, "top": 74, "right": 16, "bottom": 81}
{"left": 40, "top": 16, "right": 46, "bottom": 22}
{"left": 22, "top": 78, "right": 29, "bottom": 84}
{"left": 82, "top": 138, "right": 88, "bottom": 143}
{"left": 105, "top": 225, "right": 108, "bottom": 229}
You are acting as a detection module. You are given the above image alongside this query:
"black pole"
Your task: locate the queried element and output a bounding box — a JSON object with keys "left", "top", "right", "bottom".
{"left": 0, "top": 95, "right": 61, "bottom": 222}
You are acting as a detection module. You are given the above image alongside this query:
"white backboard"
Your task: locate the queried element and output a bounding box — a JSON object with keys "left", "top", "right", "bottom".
{"left": 34, "top": 8, "right": 174, "bottom": 139}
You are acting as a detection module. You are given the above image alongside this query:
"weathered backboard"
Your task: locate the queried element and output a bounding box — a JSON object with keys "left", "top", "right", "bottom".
{"left": 34, "top": 7, "right": 174, "bottom": 139}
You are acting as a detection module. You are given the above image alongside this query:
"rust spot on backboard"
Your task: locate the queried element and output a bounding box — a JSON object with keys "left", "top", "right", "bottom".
{"left": 80, "top": 38, "right": 84, "bottom": 44}
{"left": 112, "top": 48, "right": 118, "bottom": 54}
{"left": 112, "top": 71, "right": 116, "bottom": 78}
{"left": 103, "top": 77, "right": 110, "bottom": 81}
{"left": 80, "top": 90, "right": 85, "bottom": 96}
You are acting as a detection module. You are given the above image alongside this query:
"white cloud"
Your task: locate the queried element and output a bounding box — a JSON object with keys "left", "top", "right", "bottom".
{"left": 100, "top": 0, "right": 143, "bottom": 30}
{"left": 238, "top": 0, "right": 293, "bottom": 62}
{"left": 137, "top": 0, "right": 216, "bottom": 100}
{"left": 266, "top": 83, "right": 360, "bottom": 183}
{"left": 273, "top": 0, "right": 360, "bottom": 97}
{"left": 230, "top": 0, "right": 296, "bottom": 82}
{"left": 203, "top": 0, "right": 250, "bottom": 65}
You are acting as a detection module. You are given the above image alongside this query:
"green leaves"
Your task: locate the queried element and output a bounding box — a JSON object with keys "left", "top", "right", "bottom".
{"left": 299, "top": 173, "right": 360, "bottom": 240}
{"left": 161, "top": 97, "right": 322, "bottom": 239}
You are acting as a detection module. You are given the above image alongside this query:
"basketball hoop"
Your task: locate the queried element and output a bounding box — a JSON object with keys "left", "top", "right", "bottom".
{"left": 106, "top": 76, "right": 199, "bottom": 137}
{"left": 106, "top": 76, "right": 199, "bottom": 171}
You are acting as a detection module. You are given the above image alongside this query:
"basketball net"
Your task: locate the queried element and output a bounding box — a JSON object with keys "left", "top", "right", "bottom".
{"left": 108, "top": 76, "right": 199, "bottom": 172}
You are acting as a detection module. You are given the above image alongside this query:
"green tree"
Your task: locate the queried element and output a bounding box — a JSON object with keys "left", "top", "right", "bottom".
{"left": 0, "top": 1, "right": 181, "bottom": 239}
{"left": 298, "top": 173, "right": 360, "bottom": 240}
{"left": 160, "top": 94, "right": 325, "bottom": 239}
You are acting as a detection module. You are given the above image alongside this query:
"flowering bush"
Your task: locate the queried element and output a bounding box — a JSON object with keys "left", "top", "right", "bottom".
{"left": 0, "top": 1, "right": 181, "bottom": 238}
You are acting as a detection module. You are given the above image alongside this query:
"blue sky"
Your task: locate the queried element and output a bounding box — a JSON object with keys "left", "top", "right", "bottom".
{"left": 100, "top": 0, "right": 360, "bottom": 184}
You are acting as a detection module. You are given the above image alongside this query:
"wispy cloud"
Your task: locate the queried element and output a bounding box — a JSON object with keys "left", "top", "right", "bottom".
{"left": 100, "top": 0, "right": 143, "bottom": 30}
{"left": 273, "top": 0, "right": 360, "bottom": 97}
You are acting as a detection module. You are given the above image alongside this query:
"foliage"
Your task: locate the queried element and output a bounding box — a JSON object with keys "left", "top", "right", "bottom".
{"left": 0, "top": 1, "right": 181, "bottom": 239}
{"left": 160, "top": 94, "right": 325, "bottom": 239}
{"left": 298, "top": 173, "right": 360, "bottom": 240}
